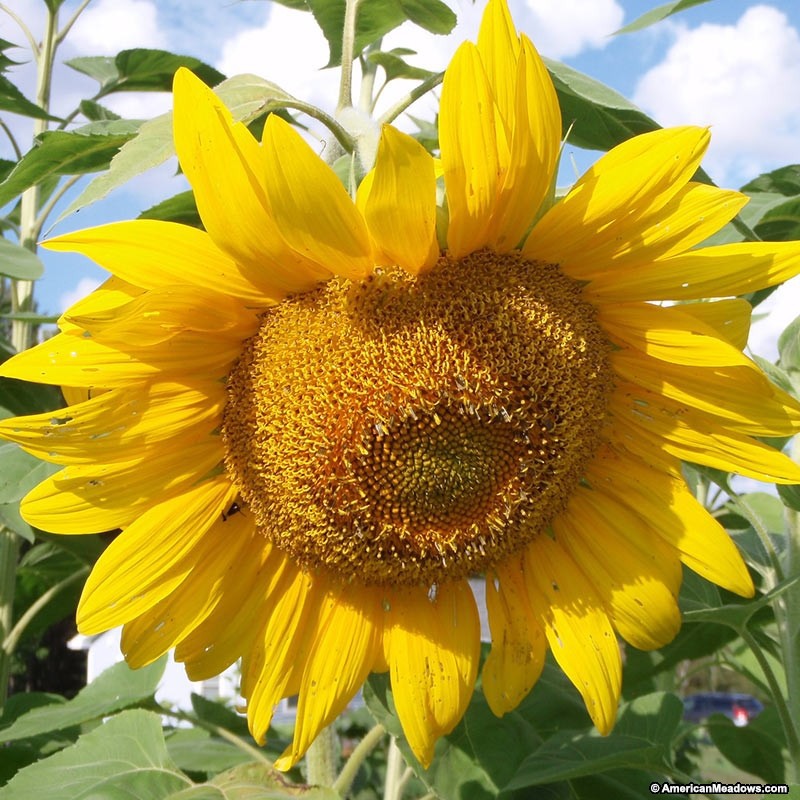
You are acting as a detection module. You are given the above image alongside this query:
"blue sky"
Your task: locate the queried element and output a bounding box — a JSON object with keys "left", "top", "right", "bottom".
{"left": 1, "top": 0, "right": 799, "bottom": 358}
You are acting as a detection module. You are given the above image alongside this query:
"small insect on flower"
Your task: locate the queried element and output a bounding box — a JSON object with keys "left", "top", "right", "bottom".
{"left": 221, "top": 501, "right": 243, "bottom": 522}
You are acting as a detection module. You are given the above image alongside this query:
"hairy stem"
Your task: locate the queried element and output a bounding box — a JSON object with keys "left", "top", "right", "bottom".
{"left": 333, "top": 723, "right": 386, "bottom": 796}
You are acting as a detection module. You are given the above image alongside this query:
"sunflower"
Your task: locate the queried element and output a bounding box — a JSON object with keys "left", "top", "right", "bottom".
{"left": 3, "top": 0, "right": 800, "bottom": 770}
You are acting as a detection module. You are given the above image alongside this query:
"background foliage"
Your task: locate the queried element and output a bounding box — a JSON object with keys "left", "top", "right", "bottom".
{"left": 1, "top": 0, "right": 800, "bottom": 797}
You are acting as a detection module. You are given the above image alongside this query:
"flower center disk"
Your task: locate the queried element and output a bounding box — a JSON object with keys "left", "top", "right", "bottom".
{"left": 222, "top": 251, "right": 614, "bottom": 586}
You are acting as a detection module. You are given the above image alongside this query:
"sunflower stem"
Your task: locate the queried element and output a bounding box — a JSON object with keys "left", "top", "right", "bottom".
{"left": 778, "top": 434, "right": 800, "bottom": 780}
{"left": 12, "top": 0, "right": 58, "bottom": 353}
{"left": 306, "top": 723, "right": 340, "bottom": 788}
{"left": 332, "top": 722, "right": 385, "bottom": 796}
{"left": 0, "top": 529, "right": 19, "bottom": 707}
{"left": 383, "top": 736, "right": 406, "bottom": 800}
{"left": 337, "top": 0, "right": 362, "bottom": 112}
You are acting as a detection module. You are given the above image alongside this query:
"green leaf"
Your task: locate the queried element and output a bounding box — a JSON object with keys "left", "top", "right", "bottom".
{"left": 67, "top": 49, "right": 224, "bottom": 93}
{"left": 398, "top": 0, "right": 456, "bottom": 34}
{"left": 0, "top": 709, "right": 190, "bottom": 800}
{"left": 58, "top": 74, "right": 295, "bottom": 222}
{"left": 544, "top": 58, "right": 660, "bottom": 152}
{"left": 165, "top": 729, "right": 253, "bottom": 775}
{"left": 742, "top": 165, "right": 800, "bottom": 197}
{"left": 753, "top": 197, "right": 800, "bottom": 242}
{"left": 0, "top": 238, "right": 44, "bottom": 279}
{"left": 139, "top": 190, "right": 202, "bottom": 228}
{"left": 202, "top": 763, "right": 342, "bottom": 798}
{"left": 308, "top": 0, "right": 408, "bottom": 67}
{"left": 777, "top": 483, "right": 800, "bottom": 512}
{"left": 367, "top": 49, "right": 436, "bottom": 82}
{"left": 0, "top": 121, "right": 141, "bottom": 209}
{"left": 778, "top": 314, "right": 800, "bottom": 375}
{"left": 502, "top": 693, "right": 682, "bottom": 791}
{"left": 707, "top": 706, "right": 786, "bottom": 784}
{"left": 615, "top": 0, "right": 713, "bottom": 35}
{"left": 366, "top": 659, "right": 593, "bottom": 798}
{"left": 79, "top": 99, "right": 122, "bottom": 121}
{"left": 0, "top": 38, "right": 24, "bottom": 74}
{"left": 42, "top": 0, "right": 66, "bottom": 12}
{"left": 0, "top": 444, "right": 58, "bottom": 541}
{"left": 0, "top": 74, "right": 60, "bottom": 121}
{"left": 0, "top": 657, "right": 167, "bottom": 741}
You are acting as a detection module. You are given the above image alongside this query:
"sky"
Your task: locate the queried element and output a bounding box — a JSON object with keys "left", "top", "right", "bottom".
{"left": 1, "top": 0, "right": 799, "bottom": 360}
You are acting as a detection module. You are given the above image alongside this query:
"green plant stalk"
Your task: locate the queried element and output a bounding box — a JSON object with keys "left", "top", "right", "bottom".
{"left": 12, "top": 2, "right": 57, "bottom": 353}
{"left": 0, "top": 1, "right": 59, "bottom": 711}
{"left": 306, "top": 723, "right": 339, "bottom": 787}
{"left": 383, "top": 737, "right": 405, "bottom": 800}
{"left": 0, "top": 529, "right": 18, "bottom": 707}
{"left": 779, "top": 434, "right": 800, "bottom": 781}
{"left": 332, "top": 722, "right": 385, "bottom": 796}
{"left": 337, "top": 0, "right": 362, "bottom": 112}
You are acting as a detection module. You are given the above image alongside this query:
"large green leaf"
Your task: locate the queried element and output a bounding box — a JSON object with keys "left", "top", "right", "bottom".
{"left": 0, "top": 120, "right": 141, "bottom": 209}
{"left": 615, "top": 0, "right": 714, "bottom": 35}
{"left": 502, "top": 693, "right": 682, "bottom": 791}
{"left": 0, "top": 74, "right": 60, "bottom": 121}
{"left": 67, "top": 49, "right": 224, "bottom": 94}
{"left": 139, "top": 190, "right": 202, "bottom": 228}
{"left": 0, "top": 443, "right": 58, "bottom": 541}
{"left": 366, "top": 659, "right": 677, "bottom": 799}
{"left": 743, "top": 165, "right": 800, "bottom": 197}
{"left": 398, "top": 0, "right": 456, "bottom": 34}
{"left": 0, "top": 710, "right": 189, "bottom": 800}
{"left": 0, "top": 237, "right": 44, "bottom": 280}
{"left": 308, "top": 0, "right": 408, "bottom": 67}
{"left": 0, "top": 657, "right": 166, "bottom": 741}
{"left": 544, "top": 58, "right": 660, "bottom": 152}
{"left": 58, "top": 74, "right": 295, "bottom": 222}
{"left": 707, "top": 706, "right": 787, "bottom": 784}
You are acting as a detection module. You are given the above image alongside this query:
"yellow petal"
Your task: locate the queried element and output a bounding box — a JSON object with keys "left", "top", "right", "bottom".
{"left": 0, "top": 325, "right": 241, "bottom": 388}
{"left": 172, "top": 68, "right": 330, "bottom": 293}
{"left": 476, "top": 0, "right": 520, "bottom": 128}
{"left": 175, "top": 539, "right": 283, "bottom": 680}
{"left": 612, "top": 351, "right": 800, "bottom": 436}
{"left": 677, "top": 298, "right": 752, "bottom": 351}
{"left": 65, "top": 284, "right": 256, "bottom": 347}
{"left": 261, "top": 114, "right": 372, "bottom": 280}
{"left": 440, "top": 42, "right": 499, "bottom": 257}
{"left": 609, "top": 385, "right": 800, "bottom": 484}
{"left": 243, "top": 564, "right": 320, "bottom": 745}
{"left": 43, "top": 221, "right": 284, "bottom": 304}
{"left": 589, "top": 446, "right": 754, "bottom": 597}
{"left": 0, "top": 380, "right": 225, "bottom": 464}
{"left": 275, "top": 583, "right": 383, "bottom": 770}
{"left": 554, "top": 490, "right": 681, "bottom": 650}
{"left": 487, "top": 37, "right": 561, "bottom": 251}
{"left": 586, "top": 242, "right": 800, "bottom": 302}
{"left": 525, "top": 127, "right": 710, "bottom": 266}
{"left": 21, "top": 437, "right": 223, "bottom": 533}
{"left": 599, "top": 301, "right": 755, "bottom": 368}
{"left": 360, "top": 126, "right": 438, "bottom": 275}
{"left": 121, "top": 508, "right": 256, "bottom": 667}
{"left": 76, "top": 477, "right": 237, "bottom": 633}
{"left": 538, "top": 183, "right": 746, "bottom": 280}
{"left": 483, "top": 555, "right": 546, "bottom": 716}
{"left": 384, "top": 581, "right": 480, "bottom": 767}
{"left": 523, "top": 535, "right": 622, "bottom": 735}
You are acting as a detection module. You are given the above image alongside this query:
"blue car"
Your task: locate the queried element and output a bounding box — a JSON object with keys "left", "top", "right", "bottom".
{"left": 683, "top": 692, "right": 764, "bottom": 726}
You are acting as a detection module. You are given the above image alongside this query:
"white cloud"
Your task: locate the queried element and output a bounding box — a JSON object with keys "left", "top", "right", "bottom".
{"left": 216, "top": 5, "right": 339, "bottom": 115}
{"left": 69, "top": 0, "right": 167, "bottom": 55}
{"left": 517, "top": 0, "right": 624, "bottom": 58}
{"left": 58, "top": 276, "right": 103, "bottom": 313}
{"left": 633, "top": 5, "right": 800, "bottom": 186}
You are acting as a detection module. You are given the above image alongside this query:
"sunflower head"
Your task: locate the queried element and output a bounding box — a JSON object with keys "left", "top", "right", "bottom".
{"left": 2, "top": 0, "right": 800, "bottom": 774}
